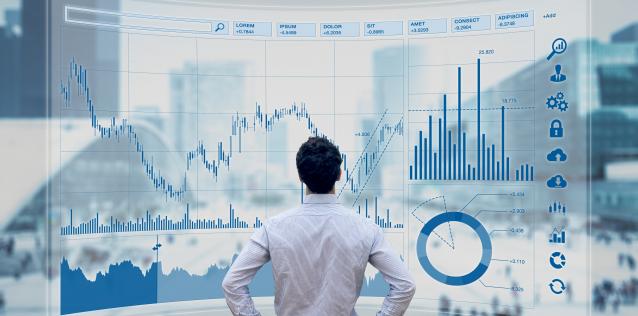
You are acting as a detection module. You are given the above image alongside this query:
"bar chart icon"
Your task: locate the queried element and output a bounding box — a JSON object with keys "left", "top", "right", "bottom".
{"left": 548, "top": 201, "right": 567, "bottom": 214}
{"left": 549, "top": 227, "right": 566, "bottom": 244}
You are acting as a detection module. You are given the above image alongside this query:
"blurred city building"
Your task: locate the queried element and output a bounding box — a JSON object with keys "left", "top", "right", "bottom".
{"left": 19, "top": 0, "right": 46, "bottom": 117}
{"left": 611, "top": 23, "right": 638, "bottom": 43}
{"left": 0, "top": 6, "right": 21, "bottom": 115}
{"left": 0, "top": 0, "right": 120, "bottom": 118}
{"left": 590, "top": 23, "right": 638, "bottom": 223}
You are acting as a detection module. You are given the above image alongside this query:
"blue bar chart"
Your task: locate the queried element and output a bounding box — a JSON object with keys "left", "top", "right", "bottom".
{"left": 549, "top": 228, "right": 566, "bottom": 244}
{"left": 548, "top": 201, "right": 567, "bottom": 214}
{"left": 355, "top": 196, "right": 404, "bottom": 229}
{"left": 408, "top": 59, "right": 534, "bottom": 182}
{"left": 60, "top": 204, "right": 263, "bottom": 236}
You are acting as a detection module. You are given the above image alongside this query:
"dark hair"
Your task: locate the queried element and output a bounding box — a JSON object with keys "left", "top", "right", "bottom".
{"left": 296, "top": 137, "right": 342, "bottom": 194}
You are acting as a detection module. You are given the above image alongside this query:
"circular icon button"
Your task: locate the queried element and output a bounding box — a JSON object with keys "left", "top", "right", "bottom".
{"left": 549, "top": 278, "right": 566, "bottom": 294}
{"left": 549, "top": 251, "right": 566, "bottom": 269}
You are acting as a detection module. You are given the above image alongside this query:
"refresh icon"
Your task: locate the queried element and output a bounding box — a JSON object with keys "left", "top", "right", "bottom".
{"left": 549, "top": 278, "right": 566, "bottom": 294}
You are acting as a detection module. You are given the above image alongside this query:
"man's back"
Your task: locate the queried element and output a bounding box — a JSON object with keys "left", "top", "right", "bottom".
{"left": 222, "top": 194, "right": 415, "bottom": 316}
{"left": 267, "top": 194, "right": 382, "bottom": 315}
{"left": 222, "top": 137, "right": 415, "bottom": 316}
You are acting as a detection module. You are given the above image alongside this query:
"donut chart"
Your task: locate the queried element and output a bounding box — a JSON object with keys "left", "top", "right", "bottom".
{"left": 416, "top": 211, "right": 492, "bottom": 286}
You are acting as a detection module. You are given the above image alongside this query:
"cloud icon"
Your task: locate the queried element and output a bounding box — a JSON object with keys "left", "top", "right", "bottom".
{"left": 547, "top": 175, "right": 568, "bottom": 188}
{"left": 547, "top": 148, "right": 567, "bottom": 162}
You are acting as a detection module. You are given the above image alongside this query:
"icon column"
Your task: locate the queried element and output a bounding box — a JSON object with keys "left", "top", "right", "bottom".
{"left": 546, "top": 37, "right": 569, "bottom": 296}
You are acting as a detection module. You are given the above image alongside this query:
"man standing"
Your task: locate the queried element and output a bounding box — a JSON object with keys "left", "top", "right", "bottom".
{"left": 223, "top": 136, "right": 415, "bottom": 315}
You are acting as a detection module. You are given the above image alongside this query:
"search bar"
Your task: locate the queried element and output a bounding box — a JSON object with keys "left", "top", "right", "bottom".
{"left": 65, "top": 6, "right": 228, "bottom": 34}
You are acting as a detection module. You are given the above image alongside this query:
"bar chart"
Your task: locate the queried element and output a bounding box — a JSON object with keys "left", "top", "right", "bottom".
{"left": 355, "top": 196, "right": 404, "bottom": 229}
{"left": 60, "top": 203, "right": 263, "bottom": 236}
{"left": 548, "top": 201, "right": 567, "bottom": 214}
{"left": 549, "top": 227, "right": 567, "bottom": 244}
{"left": 408, "top": 58, "right": 534, "bottom": 182}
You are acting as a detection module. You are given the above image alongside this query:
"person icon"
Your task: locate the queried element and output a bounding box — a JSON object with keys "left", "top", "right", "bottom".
{"left": 550, "top": 64, "right": 567, "bottom": 82}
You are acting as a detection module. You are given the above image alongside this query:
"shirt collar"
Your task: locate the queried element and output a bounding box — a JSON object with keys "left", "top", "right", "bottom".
{"left": 302, "top": 193, "right": 339, "bottom": 205}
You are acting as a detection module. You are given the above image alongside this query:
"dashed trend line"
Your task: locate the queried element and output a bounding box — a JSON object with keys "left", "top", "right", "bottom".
{"left": 337, "top": 109, "right": 388, "bottom": 199}
{"left": 351, "top": 116, "right": 403, "bottom": 207}
{"left": 408, "top": 106, "right": 534, "bottom": 112}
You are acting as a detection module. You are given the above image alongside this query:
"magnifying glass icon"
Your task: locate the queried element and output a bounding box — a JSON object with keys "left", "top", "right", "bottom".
{"left": 214, "top": 22, "right": 225, "bottom": 32}
{"left": 547, "top": 38, "right": 567, "bottom": 60}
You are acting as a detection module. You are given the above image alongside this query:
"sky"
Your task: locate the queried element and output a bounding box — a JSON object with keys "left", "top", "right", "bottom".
{"left": 0, "top": 0, "right": 19, "bottom": 26}
{"left": 591, "top": 0, "right": 638, "bottom": 42}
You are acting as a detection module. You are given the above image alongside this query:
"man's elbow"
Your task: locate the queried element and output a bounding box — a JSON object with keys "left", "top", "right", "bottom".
{"left": 404, "top": 279, "right": 416, "bottom": 298}
{"left": 221, "top": 273, "right": 236, "bottom": 295}
{"left": 397, "top": 277, "right": 416, "bottom": 300}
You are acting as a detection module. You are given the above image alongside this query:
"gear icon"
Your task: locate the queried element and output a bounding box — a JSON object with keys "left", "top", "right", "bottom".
{"left": 547, "top": 92, "right": 569, "bottom": 112}
{"left": 546, "top": 95, "right": 558, "bottom": 109}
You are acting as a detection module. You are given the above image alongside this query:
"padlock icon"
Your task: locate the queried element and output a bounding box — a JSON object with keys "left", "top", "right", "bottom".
{"left": 549, "top": 119, "right": 563, "bottom": 138}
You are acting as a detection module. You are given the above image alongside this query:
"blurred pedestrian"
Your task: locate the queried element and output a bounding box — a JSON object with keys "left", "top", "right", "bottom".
{"left": 566, "top": 281, "right": 573, "bottom": 302}
{"left": 593, "top": 285, "right": 606, "bottom": 312}
{"left": 491, "top": 296, "right": 500, "bottom": 314}
{"left": 627, "top": 255, "right": 636, "bottom": 271}
{"left": 612, "top": 293, "right": 620, "bottom": 313}
{"left": 439, "top": 295, "right": 451, "bottom": 316}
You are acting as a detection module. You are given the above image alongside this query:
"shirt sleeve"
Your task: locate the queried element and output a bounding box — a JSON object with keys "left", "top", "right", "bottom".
{"left": 368, "top": 226, "right": 416, "bottom": 316}
{"left": 222, "top": 226, "right": 271, "bottom": 316}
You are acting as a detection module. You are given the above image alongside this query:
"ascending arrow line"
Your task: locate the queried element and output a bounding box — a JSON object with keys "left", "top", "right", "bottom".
{"left": 351, "top": 116, "right": 404, "bottom": 207}
{"left": 337, "top": 109, "right": 388, "bottom": 199}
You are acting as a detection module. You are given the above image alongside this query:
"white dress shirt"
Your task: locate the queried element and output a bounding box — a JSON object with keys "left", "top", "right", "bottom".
{"left": 222, "top": 193, "right": 416, "bottom": 316}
